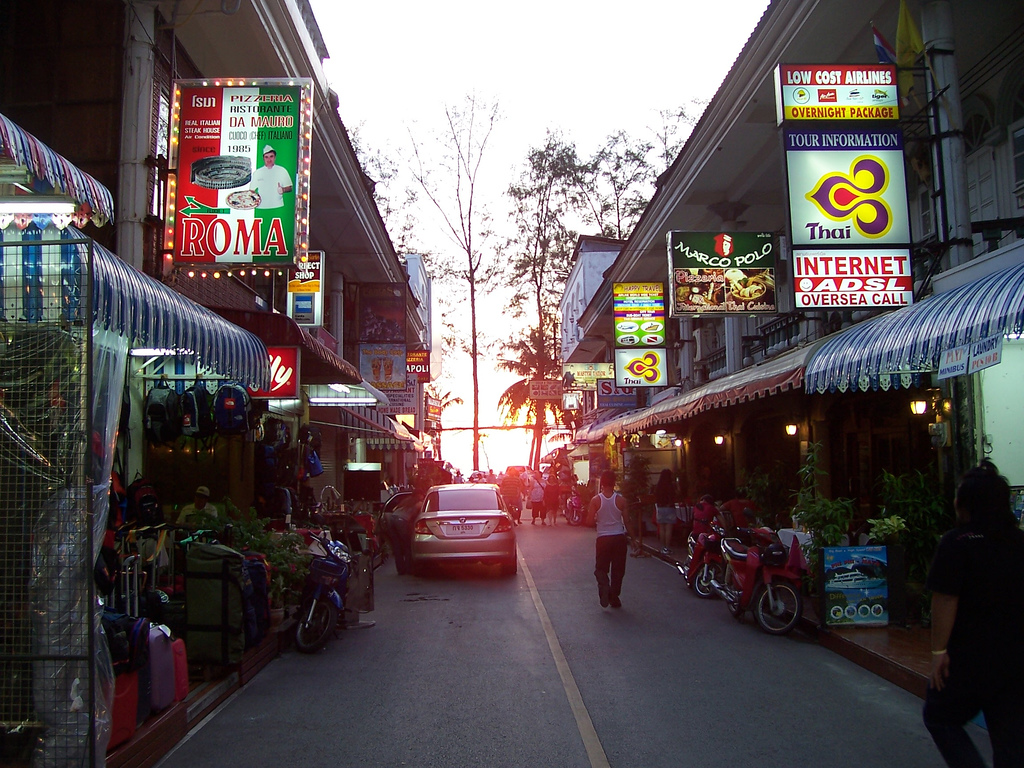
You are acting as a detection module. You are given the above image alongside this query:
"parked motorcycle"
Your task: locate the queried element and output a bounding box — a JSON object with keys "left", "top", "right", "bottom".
{"left": 679, "top": 525, "right": 726, "bottom": 599}
{"left": 564, "top": 487, "right": 584, "bottom": 526}
{"left": 294, "top": 520, "right": 353, "bottom": 653}
{"left": 710, "top": 533, "right": 804, "bottom": 635}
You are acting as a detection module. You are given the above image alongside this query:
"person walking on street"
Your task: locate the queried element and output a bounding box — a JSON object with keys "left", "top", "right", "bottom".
{"left": 588, "top": 470, "right": 628, "bottom": 608}
{"left": 922, "top": 459, "right": 1024, "bottom": 768}
{"left": 500, "top": 469, "right": 524, "bottom": 525}
{"left": 527, "top": 472, "right": 545, "bottom": 525}
{"left": 543, "top": 473, "right": 560, "bottom": 526}
{"left": 654, "top": 469, "right": 678, "bottom": 555}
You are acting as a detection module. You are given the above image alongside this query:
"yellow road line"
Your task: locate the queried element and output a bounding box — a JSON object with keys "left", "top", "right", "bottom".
{"left": 519, "top": 549, "right": 611, "bottom": 768}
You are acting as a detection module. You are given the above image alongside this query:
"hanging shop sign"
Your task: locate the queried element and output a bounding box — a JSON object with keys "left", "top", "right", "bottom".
{"left": 288, "top": 250, "right": 323, "bottom": 326}
{"left": 359, "top": 283, "right": 407, "bottom": 343}
{"left": 937, "top": 334, "right": 1004, "bottom": 380}
{"left": 379, "top": 374, "right": 418, "bottom": 415}
{"left": 668, "top": 231, "right": 777, "bottom": 315}
{"left": 563, "top": 391, "right": 582, "bottom": 411}
{"left": 596, "top": 379, "right": 638, "bottom": 409}
{"left": 774, "top": 64, "right": 899, "bottom": 124}
{"left": 793, "top": 249, "right": 913, "bottom": 309}
{"left": 823, "top": 546, "right": 889, "bottom": 627}
{"left": 613, "top": 282, "right": 665, "bottom": 346}
{"left": 166, "top": 79, "right": 313, "bottom": 265}
{"left": 784, "top": 125, "right": 913, "bottom": 310}
{"left": 248, "top": 346, "right": 300, "bottom": 399}
{"left": 562, "top": 362, "right": 616, "bottom": 390}
{"left": 425, "top": 396, "right": 442, "bottom": 423}
{"left": 406, "top": 349, "right": 430, "bottom": 382}
{"left": 614, "top": 349, "right": 668, "bottom": 388}
{"left": 785, "top": 127, "right": 911, "bottom": 247}
{"left": 359, "top": 344, "right": 407, "bottom": 391}
{"left": 529, "top": 380, "right": 562, "bottom": 400}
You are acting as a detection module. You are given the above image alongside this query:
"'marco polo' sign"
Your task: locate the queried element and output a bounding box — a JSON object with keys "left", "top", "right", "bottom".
{"left": 166, "top": 79, "right": 313, "bottom": 265}
{"left": 776, "top": 63, "right": 913, "bottom": 311}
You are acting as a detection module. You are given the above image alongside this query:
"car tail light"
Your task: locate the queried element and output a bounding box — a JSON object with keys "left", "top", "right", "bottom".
{"left": 493, "top": 516, "right": 513, "bottom": 533}
{"left": 413, "top": 519, "right": 431, "bottom": 535}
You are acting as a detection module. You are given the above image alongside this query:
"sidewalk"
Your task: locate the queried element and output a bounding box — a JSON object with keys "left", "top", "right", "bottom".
{"left": 643, "top": 539, "right": 930, "bottom": 699}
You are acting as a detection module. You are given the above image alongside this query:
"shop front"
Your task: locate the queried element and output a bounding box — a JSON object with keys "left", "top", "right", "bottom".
{"left": 0, "top": 112, "right": 270, "bottom": 765}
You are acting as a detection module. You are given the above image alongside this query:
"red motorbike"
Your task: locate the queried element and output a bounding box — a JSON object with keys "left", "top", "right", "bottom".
{"left": 679, "top": 525, "right": 726, "bottom": 599}
{"left": 710, "top": 532, "right": 804, "bottom": 635}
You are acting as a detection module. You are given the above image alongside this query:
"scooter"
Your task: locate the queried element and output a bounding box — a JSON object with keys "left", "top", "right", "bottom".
{"left": 294, "top": 518, "right": 353, "bottom": 653}
{"left": 679, "top": 524, "right": 726, "bottom": 599}
{"left": 564, "top": 488, "right": 584, "bottom": 526}
{"left": 710, "top": 533, "right": 804, "bottom": 635}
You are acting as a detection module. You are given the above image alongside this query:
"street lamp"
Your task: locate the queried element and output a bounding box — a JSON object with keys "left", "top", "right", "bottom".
{"left": 714, "top": 434, "right": 725, "bottom": 445}
{"left": 785, "top": 423, "right": 798, "bottom": 436}
{"left": 910, "top": 400, "right": 928, "bottom": 415}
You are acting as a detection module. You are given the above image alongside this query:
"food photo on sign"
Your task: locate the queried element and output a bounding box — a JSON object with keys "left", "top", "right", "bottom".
{"left": 668, "top": 231, "right": 777, "bottom": 314}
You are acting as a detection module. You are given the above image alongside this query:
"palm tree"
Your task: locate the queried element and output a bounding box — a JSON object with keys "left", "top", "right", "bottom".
{"left": 497, "top": 325, "right": 564, "bottom": 469}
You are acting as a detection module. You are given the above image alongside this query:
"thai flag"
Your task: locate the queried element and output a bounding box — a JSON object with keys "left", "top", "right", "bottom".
{"left": 873, "top": 25, "right": 897, "bottom": 65}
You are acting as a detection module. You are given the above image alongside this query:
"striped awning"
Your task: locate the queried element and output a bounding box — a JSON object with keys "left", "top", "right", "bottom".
{"left": 91, "top": 239, "right": 270, "bottom": 388}
{"left": 0, "top": 112, "right": 115, "bottom": 224}
{"left": 573, "top": 342, "right": 820, "bottom": 443}
{"left": 805, "top": 260, "right": 1024, "bottom": 394}
{"left": 0, "top": 228, "right": 270, "bottom": 388}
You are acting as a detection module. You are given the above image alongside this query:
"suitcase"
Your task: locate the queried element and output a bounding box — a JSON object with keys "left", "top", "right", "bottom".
{"left": 120, "top": 554, "right": 140, "bottom": 616}
{"left": 186, "top": 543, "right": 247, "bottom": 665}
{"left": 109, "top": 670, "right": 138, "bottom": 751}
{"left": 149, "top": 624, "right": 176, "bottom": 711}
{"left": 172, "top": 637, "right": 189, "bottom": 701}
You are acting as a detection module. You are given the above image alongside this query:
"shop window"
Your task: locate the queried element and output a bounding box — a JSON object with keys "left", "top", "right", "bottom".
{"left": 962, "top": 102, "right": 997, "bottom": 255}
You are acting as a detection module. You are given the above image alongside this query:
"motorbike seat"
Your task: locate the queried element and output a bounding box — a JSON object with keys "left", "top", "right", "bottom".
{"left": 722, "top": 538, "right": 749, "bottom": 560}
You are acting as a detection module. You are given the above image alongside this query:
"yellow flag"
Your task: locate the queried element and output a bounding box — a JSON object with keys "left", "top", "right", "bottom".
{"left": 896, "top": 0, "right": 924, "bottom": 105}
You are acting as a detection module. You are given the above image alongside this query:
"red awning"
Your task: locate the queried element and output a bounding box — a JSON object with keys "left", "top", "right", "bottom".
{"left": 213, "top": 308, "right": 361, "bottom": 385}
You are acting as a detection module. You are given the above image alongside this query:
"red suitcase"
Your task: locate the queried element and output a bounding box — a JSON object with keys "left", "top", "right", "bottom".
{"left": 149, "top": 624, "right": 176, "bottom": 712}
{"left": 172, "top": 637, "right": 189, "bottom": 701}
{"left": 109, "top": 670, "right": 138, "bottom": 751}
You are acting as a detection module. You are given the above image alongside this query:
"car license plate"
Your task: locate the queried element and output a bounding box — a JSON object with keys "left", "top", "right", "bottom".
{"left": 445, "top": 523, "right": 479, "bottom": 536}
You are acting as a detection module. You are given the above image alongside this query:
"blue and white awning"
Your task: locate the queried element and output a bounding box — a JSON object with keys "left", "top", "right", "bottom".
{"left": 0, "top": 228, "right": 269, "bottom": 388}
{"left": 805, "top": 261, "right": 1024, "bottom": 393}
{"left": 0, "top": 112, "right": 115, "bottom": 224}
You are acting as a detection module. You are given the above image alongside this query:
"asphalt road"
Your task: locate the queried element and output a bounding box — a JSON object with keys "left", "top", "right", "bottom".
{"left": 157, "top": 519, "right": 987, "bottom": 767}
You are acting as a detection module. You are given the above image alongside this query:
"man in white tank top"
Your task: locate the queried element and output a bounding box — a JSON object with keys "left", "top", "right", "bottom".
{"left": 587, "top": 470, "right": 628, "bottom": 608}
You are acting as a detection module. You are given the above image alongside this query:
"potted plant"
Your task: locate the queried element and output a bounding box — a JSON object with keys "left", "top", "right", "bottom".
{"left": 866, "top": 514, "right": 908, "bottom": 547}
{"left": 790, "top": 443, "right": 856, "bottom": 594}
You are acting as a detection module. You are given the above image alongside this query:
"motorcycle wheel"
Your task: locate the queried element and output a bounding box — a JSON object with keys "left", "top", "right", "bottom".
{"left": 693, "top": 562, "right": 723, "bottom": 599}
{"left": 294, "top": 598, "right": 338, "bottom": 653}
{"left": 753, "top": 581, "right": 802, "bottom": 635}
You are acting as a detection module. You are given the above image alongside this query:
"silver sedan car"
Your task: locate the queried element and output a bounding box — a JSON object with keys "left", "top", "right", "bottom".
{"left": 410, "top": 484, "right": 517, "bottom": 576}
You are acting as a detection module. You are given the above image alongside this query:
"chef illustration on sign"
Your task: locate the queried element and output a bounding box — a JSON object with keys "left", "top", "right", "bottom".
{"left": 250, "top": 145, "right": 293, "bottom": 209}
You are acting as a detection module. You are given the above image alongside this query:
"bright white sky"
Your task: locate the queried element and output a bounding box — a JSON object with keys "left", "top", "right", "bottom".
{"left": 307, "top": 0, "right": 771, "bottom": 473}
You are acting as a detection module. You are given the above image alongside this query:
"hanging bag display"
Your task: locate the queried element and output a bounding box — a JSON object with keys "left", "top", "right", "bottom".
{"left": 213, "top": 382, "right": 252, "bottom": 435}
{"left": 180, "top": 380, "right": 216, "bottom": 439}
{"left": 144, "top": 382, "right": 181, "bottom": 444}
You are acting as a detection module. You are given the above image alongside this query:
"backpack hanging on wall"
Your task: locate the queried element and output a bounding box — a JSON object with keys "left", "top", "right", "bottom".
{"left": 213, "top": 382, "right": 252, "bottom": 434}
{"left": 181, "top": 380, "right": 216, "bottom": 439}
{"left": 127, "top": 477, "right": 163, "bottom": 528}
{"left": 144, "top": 382, "right": 181, "bottom": 444}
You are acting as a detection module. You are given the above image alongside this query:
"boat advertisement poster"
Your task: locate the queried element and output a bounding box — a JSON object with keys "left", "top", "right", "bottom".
{"left": 168, "top": 79, "right": 312, "bottom": 264}
{"left": 823, "top": 546, "right": 889, "bottom": 627}
{"left": 667, "top": 231, "right": 776, "bottom": 315}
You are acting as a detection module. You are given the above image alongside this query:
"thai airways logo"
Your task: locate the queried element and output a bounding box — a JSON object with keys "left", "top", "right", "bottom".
{"left": 622, "top": 351, "right": 662, "bottom": 383}
{"left": 805, "top": 155, "right": 892, "bottom": 239}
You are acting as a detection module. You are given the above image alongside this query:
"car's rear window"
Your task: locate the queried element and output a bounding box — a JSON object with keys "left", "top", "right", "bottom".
{"left": 428, "top": 488, "right": 500, "bottom": 512}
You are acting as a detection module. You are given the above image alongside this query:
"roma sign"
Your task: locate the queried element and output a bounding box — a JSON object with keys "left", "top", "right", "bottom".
{"left": 167, "top": 79, "right": 313, "bottom": 264}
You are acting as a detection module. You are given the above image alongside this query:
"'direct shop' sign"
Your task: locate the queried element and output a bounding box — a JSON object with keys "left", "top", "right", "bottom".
{"left": 168, "top": 79, "right": 312, "bottom": 264}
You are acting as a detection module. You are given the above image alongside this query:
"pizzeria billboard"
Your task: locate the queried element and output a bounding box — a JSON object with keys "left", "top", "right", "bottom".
{"left": 668, "top": 231, "right": 777, "bottom": 315}
{"left": 166, "top": 79, "right": 312, "bottom": 265}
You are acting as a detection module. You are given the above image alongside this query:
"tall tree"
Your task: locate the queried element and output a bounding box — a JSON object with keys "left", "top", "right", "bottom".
{"left": 649, "top": 102, "right": 704, "bottom": 173}
{"left": 505, "top": 131, "right": 580, "bottom": 365}
{"left": 408, "top": 94, "right": 501, "bottom": 471}
{"left": 497, "top": 324, "right": 565, "bottom": 469}
{"left": 576, "top": 130, "right": 655, "bottom": 240}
